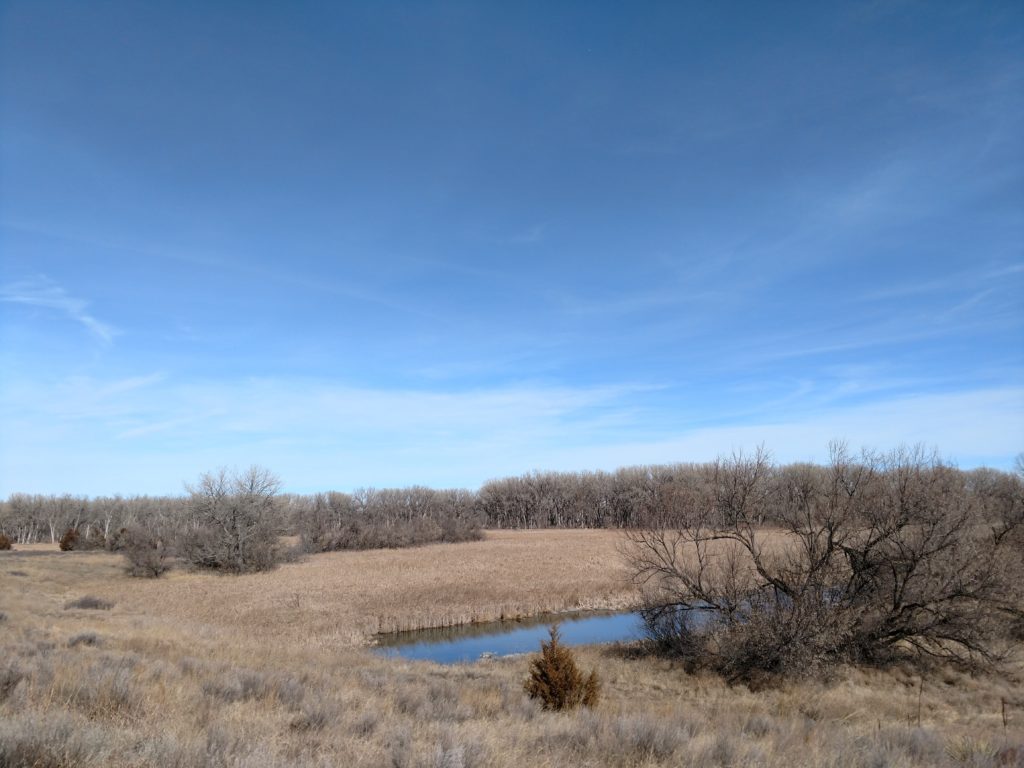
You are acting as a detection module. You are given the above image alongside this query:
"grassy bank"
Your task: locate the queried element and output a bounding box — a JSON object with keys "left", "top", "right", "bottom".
{"left": 1, "top": 531, "right": 1021, "bottom": 767}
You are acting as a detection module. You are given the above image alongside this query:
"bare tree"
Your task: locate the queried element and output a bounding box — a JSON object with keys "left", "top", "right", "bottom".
{"left": 179, "top": 466, "right": 283, "bottom": 573}
{"left": 625, "top": 444, "right": 1021, "bottom": 680}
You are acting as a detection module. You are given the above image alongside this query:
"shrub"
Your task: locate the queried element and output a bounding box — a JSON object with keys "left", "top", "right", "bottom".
{"left": 58, "top": 528, "right": 79, "bottom": 551}
{"left": 524, "top": 625, "right": 600, "bottom": 711}
{"left": 77, "top": 527, "right": 108, "bottom": 550}
{"left": 0, "top": 534, "right": 12, "bottom": 550}
{"left": 65, "top": 596, "right": 114, "bottom": 610}
{"left": 122, "top": 526, "right": 171, "bottom": 577}
{"left": 68, "top": 632, "right": 102, "bottom": 648}
{"left": 179, "top": 466, "right": 283, "bottom": 573}
{"left": 106, "top": 527, "right": 129, "bottom": 551}
{"left": 297, "top": 487, "right": 485, "bottom": 553}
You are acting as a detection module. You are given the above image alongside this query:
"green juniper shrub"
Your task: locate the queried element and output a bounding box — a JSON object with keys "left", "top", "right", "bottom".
{"left": 524, "top": 624, "right": 600, "bottom": 711}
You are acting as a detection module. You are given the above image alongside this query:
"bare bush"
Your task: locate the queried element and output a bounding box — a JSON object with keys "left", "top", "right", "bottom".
{"left": 524, "top": 625, "right": 600, "bottom": 710}
{"left": 68, "top": 632, "right": 103, "bottom": 648}
{"left": 65, "top": 596, "right": 114, "bottom": 610}
{"left": 626, "top": 444, "right": 1023, "bottom": 680}
{"left": 297, "top": 487, "right": 484, "bottom": 553}
{"left": 121, "top": 525, "right": 172, "bottom": 578}
{"left": 179, "top": 466, "right": 282, "bottom": 573}
{"left": 0, "top": 533, "right": 12, "bottom": 550}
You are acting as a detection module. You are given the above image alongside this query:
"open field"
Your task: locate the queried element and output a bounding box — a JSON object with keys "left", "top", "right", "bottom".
{"left": 1, "top": 530, "right": 1022, "bottom": 767}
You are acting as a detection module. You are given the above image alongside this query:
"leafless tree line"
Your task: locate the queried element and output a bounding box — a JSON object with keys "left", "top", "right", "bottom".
{"left": 2, "top": 451, "right": 1021, "bottom": 547}
{"left": 294, "top": 487, "right": 483, "bottom": 552}
{"left": 0, "top": 493, "right": 189, "bottom": 547}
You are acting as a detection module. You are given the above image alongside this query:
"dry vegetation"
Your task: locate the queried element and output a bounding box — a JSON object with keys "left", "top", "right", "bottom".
{"left": 2, "top": 530, "right": 1022, "bottom": 767}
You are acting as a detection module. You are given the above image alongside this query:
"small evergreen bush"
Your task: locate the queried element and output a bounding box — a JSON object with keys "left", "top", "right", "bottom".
{"left": 524, "top": 625, "right": 600, "bottom": 711}
{"left": 58, "top": 528, "right": 79, "bottom": 551}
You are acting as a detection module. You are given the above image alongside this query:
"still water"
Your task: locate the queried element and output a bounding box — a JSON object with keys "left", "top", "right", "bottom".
{"left": 374, "top": 610, "right": 645, "bottom": 664}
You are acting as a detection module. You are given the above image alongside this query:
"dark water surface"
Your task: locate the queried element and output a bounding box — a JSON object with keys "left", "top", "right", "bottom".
{"left": 374, "top": 610, "right": 645, "bottom": 664}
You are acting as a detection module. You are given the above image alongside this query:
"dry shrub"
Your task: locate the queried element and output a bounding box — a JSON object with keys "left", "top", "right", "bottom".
{"left": 64, "top": 596, "right": 114, "bottom": 610}
{"left": 524, "top": 625, "right": 600, "bottom": 711}
{"left": 77, "top": 528, "right": 108, "bottom": 550}
{"left": 297, "top": 487, "right": 484, "bottom": 553}
{"left": 179, "top": 466, "right": 283, "bottom": 573}
{"left": 628, "top": 444, "right": 1024, "bottom": 681}
{"left": 122, "top": 525, "right": 172, "bottom": 577}
{"left": 58, "top": 527, "right": 79, "bottom": 551}
{"left": 68, "top": 632, "right": 102, "bottom": 648}
{"left": 0, "top": 712, "right": 112, "bottom": 768}
{"left": 289, "top": 696, "right": 336, "bottom": 732}
{"left": 0, "top": 533, "right": 12, "bottom": 550}
{"left": 0, "top": 662, "right": 25, "bottom": 702}
{"left": 54, "top": 656, "right": 141, "bottom": 720}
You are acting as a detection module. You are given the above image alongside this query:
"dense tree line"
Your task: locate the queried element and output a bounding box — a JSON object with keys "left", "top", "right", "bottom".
{"left": 0, "top": 493, "right": 189, "bottom": 546}
{"left": 294, "top": 487, "right": 483, "bottom": 552}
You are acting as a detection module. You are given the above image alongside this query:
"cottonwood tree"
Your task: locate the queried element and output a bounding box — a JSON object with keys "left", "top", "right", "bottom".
{"left": 180, "top": 466, "right": 283, "bottom": 573}
{"left": 625, "top": 444, "right": 1022, "bottom": 680}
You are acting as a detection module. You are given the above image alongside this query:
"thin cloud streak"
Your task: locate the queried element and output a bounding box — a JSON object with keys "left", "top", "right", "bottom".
{"left": 0, "top": 276, "right": 117, "bottom": 343}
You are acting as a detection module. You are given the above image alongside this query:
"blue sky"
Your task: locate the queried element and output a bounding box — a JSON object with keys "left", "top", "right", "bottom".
{"left": 1, "top": 1, "right": 1022, "bottom": 496}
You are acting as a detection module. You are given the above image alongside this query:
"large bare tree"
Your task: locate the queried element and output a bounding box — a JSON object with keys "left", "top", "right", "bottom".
{"left": 625, "top": 444, "right": 1023, "bottom": 680}
{"left": 180, "top": 466, "right": 283, "bottom": 573}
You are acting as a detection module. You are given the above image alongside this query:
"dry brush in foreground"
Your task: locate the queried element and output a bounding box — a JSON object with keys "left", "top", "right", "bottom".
{"left": 1, "top": 530, "right": 1021, "bottom": 767}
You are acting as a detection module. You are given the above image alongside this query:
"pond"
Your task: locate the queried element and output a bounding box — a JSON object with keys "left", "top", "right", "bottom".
{"left": 374, "top": 609, "right": 646, "bottom": 664}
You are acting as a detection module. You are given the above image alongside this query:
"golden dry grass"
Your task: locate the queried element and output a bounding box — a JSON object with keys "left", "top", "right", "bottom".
{"left": 3, "top": 530, "right": 635, "bottom": 646}
{"left": 1, "top": 530, "right": 1022, "bottom": 768}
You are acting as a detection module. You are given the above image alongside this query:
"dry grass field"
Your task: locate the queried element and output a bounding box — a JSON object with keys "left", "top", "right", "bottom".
{"left": 1, "top": 530, "right": 1022, "bottom": 767}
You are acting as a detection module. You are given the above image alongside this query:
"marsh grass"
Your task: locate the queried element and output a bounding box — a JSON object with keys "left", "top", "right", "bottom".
{"left": 0, "top": 532, "right": 1021, "bottom": 767}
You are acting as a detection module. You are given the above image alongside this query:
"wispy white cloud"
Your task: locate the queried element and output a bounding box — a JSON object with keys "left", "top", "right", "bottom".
{"left": 1, "top": 370, "right": 1019, "bottom": 495}
{"left": 0, "top": 276, "right": 117, "bottom": 342}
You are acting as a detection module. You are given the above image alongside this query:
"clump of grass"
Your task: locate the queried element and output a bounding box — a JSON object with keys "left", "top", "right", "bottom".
{"left": 0, "top": 662, "right": 25, "bottom": 702}
{"left": 68, "top": 632, "right": 102, "bottom": 648}
{"left": 201, "top": 667, "right": 306, "bottom": 710}
{"left": 945, "top": 735, "right": 999, "bottom": 764}
{"left": 429, "top": 729, "right": 489, "bottom": 768}
{"left": 606, "top": 713, "right": 688, "bottom": 762}
{"left": 351, "top": 710, "right": 379, "bottom": 736}
{"left": 0, "top": 712, "right": 111, "bottom": 768}
{"left": 55, "top": 656, "right": 140, "bottom": 720}
{"left": 289, "top": 696, "right": 336, "bottom": 732}
{"left": 525, "top": 625, "right": 600, "bottom": 711}
{"left": 385, "top": 725, "right": 413, "bottom": 768}
{"left": 201, "top": 669, "right": 272, "bottom": 703}
{"left": 65, "top": 595, "right": 115, "bottom": 610}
